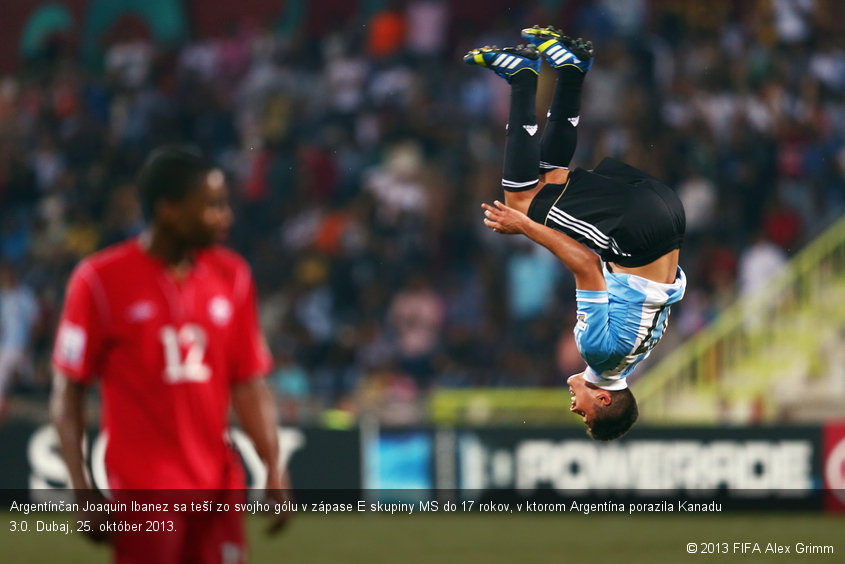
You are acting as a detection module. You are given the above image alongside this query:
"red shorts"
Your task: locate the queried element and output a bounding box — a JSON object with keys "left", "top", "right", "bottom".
{"left": 111, "top": 490, "right": 246, "bottom": 564}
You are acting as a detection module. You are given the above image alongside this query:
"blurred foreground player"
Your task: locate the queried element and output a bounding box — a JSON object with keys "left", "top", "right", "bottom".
{"left": 467, "top": 27, "right": 686, "bottom": 440}
{"left": 50, "top": 147, "right": 290, "bottom": 563}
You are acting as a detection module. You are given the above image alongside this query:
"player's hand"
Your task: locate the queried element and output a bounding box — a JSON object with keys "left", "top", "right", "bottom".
{"left": 481, "top": 201, "right": 530, "bottom": 235}
{"left": 264, "top": 470, "right": 293, "bottom": 535}
{"left": 75, "top": 488, "right": 112, "bottom": 544}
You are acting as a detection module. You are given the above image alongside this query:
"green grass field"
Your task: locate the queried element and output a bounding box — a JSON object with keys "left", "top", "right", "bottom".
{"left": 2, "top": 512, "right": 843, "bottom": 563}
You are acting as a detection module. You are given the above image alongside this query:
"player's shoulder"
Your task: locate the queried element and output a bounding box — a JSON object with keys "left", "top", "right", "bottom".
{"left": 73, "top": 239, "right": 142, "bottom": 279}
{"left": 199, "top": 245, "right": 253, "bottom": 278}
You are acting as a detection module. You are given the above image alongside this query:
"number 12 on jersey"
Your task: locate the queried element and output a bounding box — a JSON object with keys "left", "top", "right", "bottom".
{"left": 159, "top": 324, "right": 211, "bottom": 383}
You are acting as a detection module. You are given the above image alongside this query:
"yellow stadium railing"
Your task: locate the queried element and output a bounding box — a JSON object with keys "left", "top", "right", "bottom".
{"left": 635, "top": 213, "right": 845, "bottom": 423}
{"left": 429, "top": 388, "right": 577, "bottom": 426}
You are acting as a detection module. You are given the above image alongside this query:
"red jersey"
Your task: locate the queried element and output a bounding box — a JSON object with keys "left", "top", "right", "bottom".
{"left": 52, "top": 239, "right": 272, "bottom": 489}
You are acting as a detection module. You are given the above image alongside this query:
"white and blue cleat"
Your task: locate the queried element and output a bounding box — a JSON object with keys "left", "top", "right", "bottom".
{"left": 463, "top": 44, "right": 541, "bottom": 82}
{"left": 521, "top": 25, "right": 593, "bottom": 72}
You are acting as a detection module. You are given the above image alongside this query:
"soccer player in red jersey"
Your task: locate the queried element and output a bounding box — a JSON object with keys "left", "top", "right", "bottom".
{"left": 50, "top": 147, "right": 289, "bottom": 563}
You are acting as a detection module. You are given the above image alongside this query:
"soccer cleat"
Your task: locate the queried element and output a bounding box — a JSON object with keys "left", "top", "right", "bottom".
{"left": 463, "top": 44, "right": 541, "bottom": 82}
{"left": 521, "top": 25, "right": 593, "bottom": 72}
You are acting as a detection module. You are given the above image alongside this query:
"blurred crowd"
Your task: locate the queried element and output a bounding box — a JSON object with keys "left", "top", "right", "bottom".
{"left": 1, "top": 0, "right": 844, "bottom": 424}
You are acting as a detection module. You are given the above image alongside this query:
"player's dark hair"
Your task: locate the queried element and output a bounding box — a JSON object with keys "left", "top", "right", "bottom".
{"left": 137, "top": 146, "right": 214, "bottom": 221}
{"left": 587, "top": 388, "right": 638, "bottom": 441}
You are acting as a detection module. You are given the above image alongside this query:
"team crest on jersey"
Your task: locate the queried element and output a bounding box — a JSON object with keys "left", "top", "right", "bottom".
{"left": 208, "top": 296, "right": 233, "bottom": 326}
{"left": 127, "top": 300, "right": 157, "bottom": 322}
{"left": 576, "top": 313, "right": 588, "bottom": 332}
{"left": 56, "top": 321, "right": 87, "bottom": 368}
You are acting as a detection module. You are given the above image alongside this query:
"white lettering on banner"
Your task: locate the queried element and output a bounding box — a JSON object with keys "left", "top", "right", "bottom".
{"left": 27, "top": 426, "right": 73, "bottom": 489}
{"left": 229, "top": 428, "right": 305, "bottom": 498}
{"left": 490, "top": 450, "right": 514, "bottom": 487}
{"left": 458, "top": 435, "right": 486, "bottom": 490}
{"left": 512, "top": 440, "right": 813, "bottom": 494}
{"left": 91, "top": 432, "right": 109, "bottom": 495}
{"left": 26, "top": 425, "right": 305, "bottom": 497}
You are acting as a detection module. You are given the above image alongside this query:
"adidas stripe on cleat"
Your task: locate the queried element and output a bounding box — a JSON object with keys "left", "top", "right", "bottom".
{"left": 521, "top": 25, "right": 593, "bottom": 72}
{"left": 463, "top": 45, "right": 541, "bottom": 82}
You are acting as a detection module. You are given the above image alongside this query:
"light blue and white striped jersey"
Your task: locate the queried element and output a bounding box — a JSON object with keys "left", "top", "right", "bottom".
{"left": 573, "top": 265, "right": 686, "bottom": 390}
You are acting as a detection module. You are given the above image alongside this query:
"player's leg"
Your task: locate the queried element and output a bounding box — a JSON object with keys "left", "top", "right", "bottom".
{"left": 463, "top": 44, "right": 542, "bottom": 214}
{"left": 185, "top": 490, "right": 247, "bottom": 564}
{"left": 522, "top": 26, "right": 593, "bottom": 177}
{"left": 113, "top": 509, "right": 187, "bottom": 564}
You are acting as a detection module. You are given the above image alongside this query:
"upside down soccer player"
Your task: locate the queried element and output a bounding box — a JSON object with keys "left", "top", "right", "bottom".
{"left": 50, "top": 148, "right": 290, "bottom": 563}
{"left": 466, "top": 27, "right": 686, "bottom": 441}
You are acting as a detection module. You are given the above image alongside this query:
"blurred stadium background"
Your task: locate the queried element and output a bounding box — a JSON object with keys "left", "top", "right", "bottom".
{"left": 1, "top": 0, "right": 844, "bottom": 561}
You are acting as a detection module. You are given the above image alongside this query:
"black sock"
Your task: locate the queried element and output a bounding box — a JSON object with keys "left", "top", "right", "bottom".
{"left": 502, "top": 71, "right": 540, "bottom": 192}
{"left": 540, "top": 67, "right": 585, "bottom": 172}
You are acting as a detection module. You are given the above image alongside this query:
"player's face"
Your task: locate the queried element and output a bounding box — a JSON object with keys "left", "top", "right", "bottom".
{"left": 173, "top": 169, "right": 233, "bottom": 248}
{"left": 567, "top": 373, "right": 603, "bottom": 427}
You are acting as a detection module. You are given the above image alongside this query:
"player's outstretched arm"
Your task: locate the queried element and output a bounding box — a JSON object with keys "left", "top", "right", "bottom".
{"left": 49, "top": 372, "right": 110, "bottom": 543}
{"left": 482, "top": 200, "right": 605, "bottom": 291}
{"left": 232, "top": 378, "right": 292, "bottom": 534}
